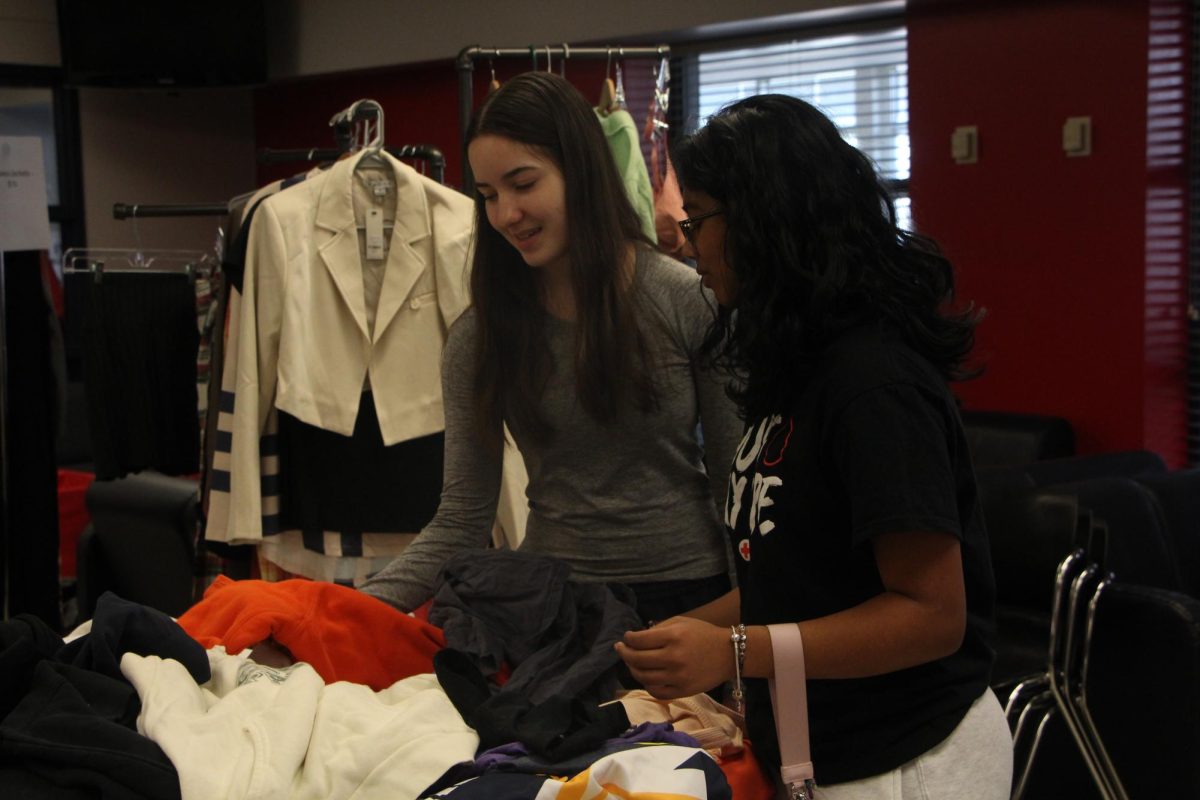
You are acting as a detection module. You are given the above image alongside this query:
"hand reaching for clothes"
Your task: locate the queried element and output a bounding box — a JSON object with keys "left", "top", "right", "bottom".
{"left": 615, "top": 615, "right": 732, "bottom": 699}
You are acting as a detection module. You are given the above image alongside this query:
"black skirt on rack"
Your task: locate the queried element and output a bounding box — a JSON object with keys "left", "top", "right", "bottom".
{"left": 277, "top": 391, "right": 443, "bottom": 553}
{"left": 76, "top": 272, "right": 200, "bottom": 480}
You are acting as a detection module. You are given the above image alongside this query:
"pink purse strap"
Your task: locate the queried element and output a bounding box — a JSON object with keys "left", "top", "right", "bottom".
{"left": 767, "top": 623, "right": 816, "bottom": 800}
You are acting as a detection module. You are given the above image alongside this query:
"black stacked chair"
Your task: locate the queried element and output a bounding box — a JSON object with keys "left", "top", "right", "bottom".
{"left": 1085, "top": 582, "right": 1200, "bottom": 798}
{"left": 1043, "top": 476, "right": 1183, "bottom": 592}
{"left": 980, "top": 452, "right": 1198, "bottom": 798}
{"left": 961, "top": 410, "right": 1075, "bottom": 468}
{"left": 1008, "top": 549, "right": 1127, "bottom": 800}
{"left": 1135, "top": 469, "right": 1200, "bottom": 599}
{"left": 978, "top": 466, "right": 1082, "bottom": 693}
{"left": 76, "top": 470, "right": 200, "bottom": 621}
{"left": 1022, "top": 450, "right": 1167, "bottom": 488}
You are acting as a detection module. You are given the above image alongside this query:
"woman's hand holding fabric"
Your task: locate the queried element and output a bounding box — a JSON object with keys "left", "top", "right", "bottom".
{"left": 615, "top": 615, "right": 732, "bottom": 699}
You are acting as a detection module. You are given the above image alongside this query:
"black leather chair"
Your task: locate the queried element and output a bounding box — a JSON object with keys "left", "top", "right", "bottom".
{"left": 1008, "top": 551, "right": 1115, "bottom": 800}
{"left": 1135, "top": 469, "right": 1200, "bottom": 599}
{"left": 979, "top": 473, "right": 1084, "bottom": 692}
{"left": 1047, "top": 477, "right": 1183, "bottom": 592}
{"left": 980, "top": 461, "right": 1187, "bottom": 697}
{"left": 961, "top": 410, "right": 1075, "bottom": 467}
{"left": 76, "top": 470, "right": 200, "bottom": 621}
{"left": 1021, "top": 451, "right": 1167, "bottom": 489}
{"left": 1085, "top": 582, "right": 1200, "bottom": 797}
{"left": 982, "top": 465, "right": 1194, "bottom": 799}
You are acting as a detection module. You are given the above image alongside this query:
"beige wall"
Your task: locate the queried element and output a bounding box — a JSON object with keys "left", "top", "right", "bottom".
{"left": 0, "top": 0, "right": 58, "bottom": 66}
{"left": 267, "top": 0, "right": 899, "bottom": 78}
{"left": 78, "top": 88, "right": 256, "bottom": 250}
{"left": 0, "top": 3, "right": 257, "bottom": 250}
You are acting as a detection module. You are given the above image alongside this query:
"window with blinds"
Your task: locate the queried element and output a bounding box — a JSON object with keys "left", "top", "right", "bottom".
{"left": 1188, "top": 0, "right": 1199, "bottom": 467}
{"left": 691, "top": 26, "right": 912, "bottom": 229}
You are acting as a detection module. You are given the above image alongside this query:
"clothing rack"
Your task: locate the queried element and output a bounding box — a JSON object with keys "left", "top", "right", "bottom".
{"left": 455, "top": 43, "right": 670, "bottom": 191}
{"left": 114, "top": 138, "right": 450, "bottom": 219}
{"left": 112, "top": 203, "right": 229, "bottom": 220}
{"left": 257, "top": 144, "right": 447, "bottom": 185}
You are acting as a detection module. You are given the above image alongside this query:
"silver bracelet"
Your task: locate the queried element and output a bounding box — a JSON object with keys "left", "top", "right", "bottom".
{"left": 730, "top": 623, "right": 747, "bottom": 715}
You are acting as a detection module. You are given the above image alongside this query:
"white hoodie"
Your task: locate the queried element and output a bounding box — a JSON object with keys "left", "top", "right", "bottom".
{"left": 121, "top": 647, "right": 478, "bottom": 800}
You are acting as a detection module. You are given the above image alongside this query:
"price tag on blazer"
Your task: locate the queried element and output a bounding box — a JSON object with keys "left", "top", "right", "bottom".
{"left": 370, "top": 178, "right": 393, "bottom": 197}
{"left": 365, "top": 207, "right": 386, "bottom": 261}
{"left": 0, "top": 137, "right": 52, "bottom": 252}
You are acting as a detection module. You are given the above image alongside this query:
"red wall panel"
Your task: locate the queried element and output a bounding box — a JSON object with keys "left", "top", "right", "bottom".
{"left": 252, "top": 56, "right": 652, "bottom": 191}
{"left": 253, "top": 60, "right": 467, "bottom": 188}
{"left": 907, "top": 0, "right": 1189, "bottom": 464}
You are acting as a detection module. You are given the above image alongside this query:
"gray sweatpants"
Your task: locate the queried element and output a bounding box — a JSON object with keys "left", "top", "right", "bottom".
{"left": 779, "top": 688, "right": 1013, "bottom": 800}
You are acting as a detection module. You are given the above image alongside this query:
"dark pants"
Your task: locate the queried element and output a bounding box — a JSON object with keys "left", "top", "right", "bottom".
{"left": 622, "top": 572, "right": 732, "bottom": 627}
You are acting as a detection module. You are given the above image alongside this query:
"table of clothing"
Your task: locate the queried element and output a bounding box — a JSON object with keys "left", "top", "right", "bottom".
{"left": 0, "top": 548, "right": 774, "bottom": 799}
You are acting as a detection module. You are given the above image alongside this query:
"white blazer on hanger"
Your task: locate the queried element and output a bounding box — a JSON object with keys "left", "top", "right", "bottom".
{"left": 228, "top": 150, "right": 474, "bottom": 541}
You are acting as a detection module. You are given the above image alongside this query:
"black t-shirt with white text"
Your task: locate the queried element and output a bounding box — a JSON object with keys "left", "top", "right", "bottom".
{"left": 729, "top": 323, "right": 995, "bottom": 785}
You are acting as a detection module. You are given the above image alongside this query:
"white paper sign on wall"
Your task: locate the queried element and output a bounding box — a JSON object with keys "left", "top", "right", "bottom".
{"left": 0, "top": 137, "right": 52, "bottom": 252}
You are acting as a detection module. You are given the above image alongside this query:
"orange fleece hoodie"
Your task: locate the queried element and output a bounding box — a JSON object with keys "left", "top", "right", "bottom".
{"left": 178, "top": 576, "right": 445, "bottom": 690}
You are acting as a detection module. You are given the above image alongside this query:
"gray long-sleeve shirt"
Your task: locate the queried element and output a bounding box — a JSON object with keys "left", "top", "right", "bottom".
{"left": 360, "top": 247, "right": 740, "bottom": 611}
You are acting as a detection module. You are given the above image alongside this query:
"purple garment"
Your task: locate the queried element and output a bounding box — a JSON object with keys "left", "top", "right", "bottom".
{"left": 420, "top": 720, "right": 704, "bottom": 798}
{"left": 474, "top": 741, "right": 529, "bottom": 770}
{"left": 621, "top": 720, "right": 701, "bottom": 748}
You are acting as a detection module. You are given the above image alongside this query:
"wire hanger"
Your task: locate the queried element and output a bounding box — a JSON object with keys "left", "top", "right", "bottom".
{"left": 598, "top": 48, "right": 618, "bottom": 116}
{"left": 614, "top": 50, "right": 627, "bottom": 111}
{"left": 644, "top": 56, "right": 672, "bottom": 192}
{"left": 329, "top": 99, "right": 387, "bottom": 169}
{"left": 654, "top": 56, "right": 670, "bottom": 120}
{"left": 62, "top": 247, "right": 215, "bottom": 284}
{"left": 330, "top": 99, "right": 398, "bottom": 234}
{"left": 647, "top": 56, "right": 671, "bottom": 138}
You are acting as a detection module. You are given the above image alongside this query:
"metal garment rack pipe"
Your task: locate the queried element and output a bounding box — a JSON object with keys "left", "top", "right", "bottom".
{"left": 455, "top": 44, "right": 670, "bottom": 192}
{"left": 113, "top": 203, "right": 229, "bottom": 219}
{"left": 114, "top": 145, "right": 453, "bottom": 223}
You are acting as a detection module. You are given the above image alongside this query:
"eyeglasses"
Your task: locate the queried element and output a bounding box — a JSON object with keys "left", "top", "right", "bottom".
{"left": 678, "top": 208, "right": 724, "bottom": 246}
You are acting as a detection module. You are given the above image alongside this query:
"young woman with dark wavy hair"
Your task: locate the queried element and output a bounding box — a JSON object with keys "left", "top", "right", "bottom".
{"left": 361, "top": 72, "right": 740, "bottom": 625}
{"left": 617, "top": 95, "right": 1012, "bottom": 799}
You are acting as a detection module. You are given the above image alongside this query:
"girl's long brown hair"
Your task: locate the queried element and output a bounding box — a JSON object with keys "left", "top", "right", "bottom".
{"left": 465, "top": 72, "right": 657, "bottom": 451}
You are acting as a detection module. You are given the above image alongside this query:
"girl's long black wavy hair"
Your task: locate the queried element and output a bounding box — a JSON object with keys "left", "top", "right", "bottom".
{"left": 672, "top": 94, "right": 981, "bottom": 421}
{"left": 466, "top": 72, "right": 657, "bottom": 451}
